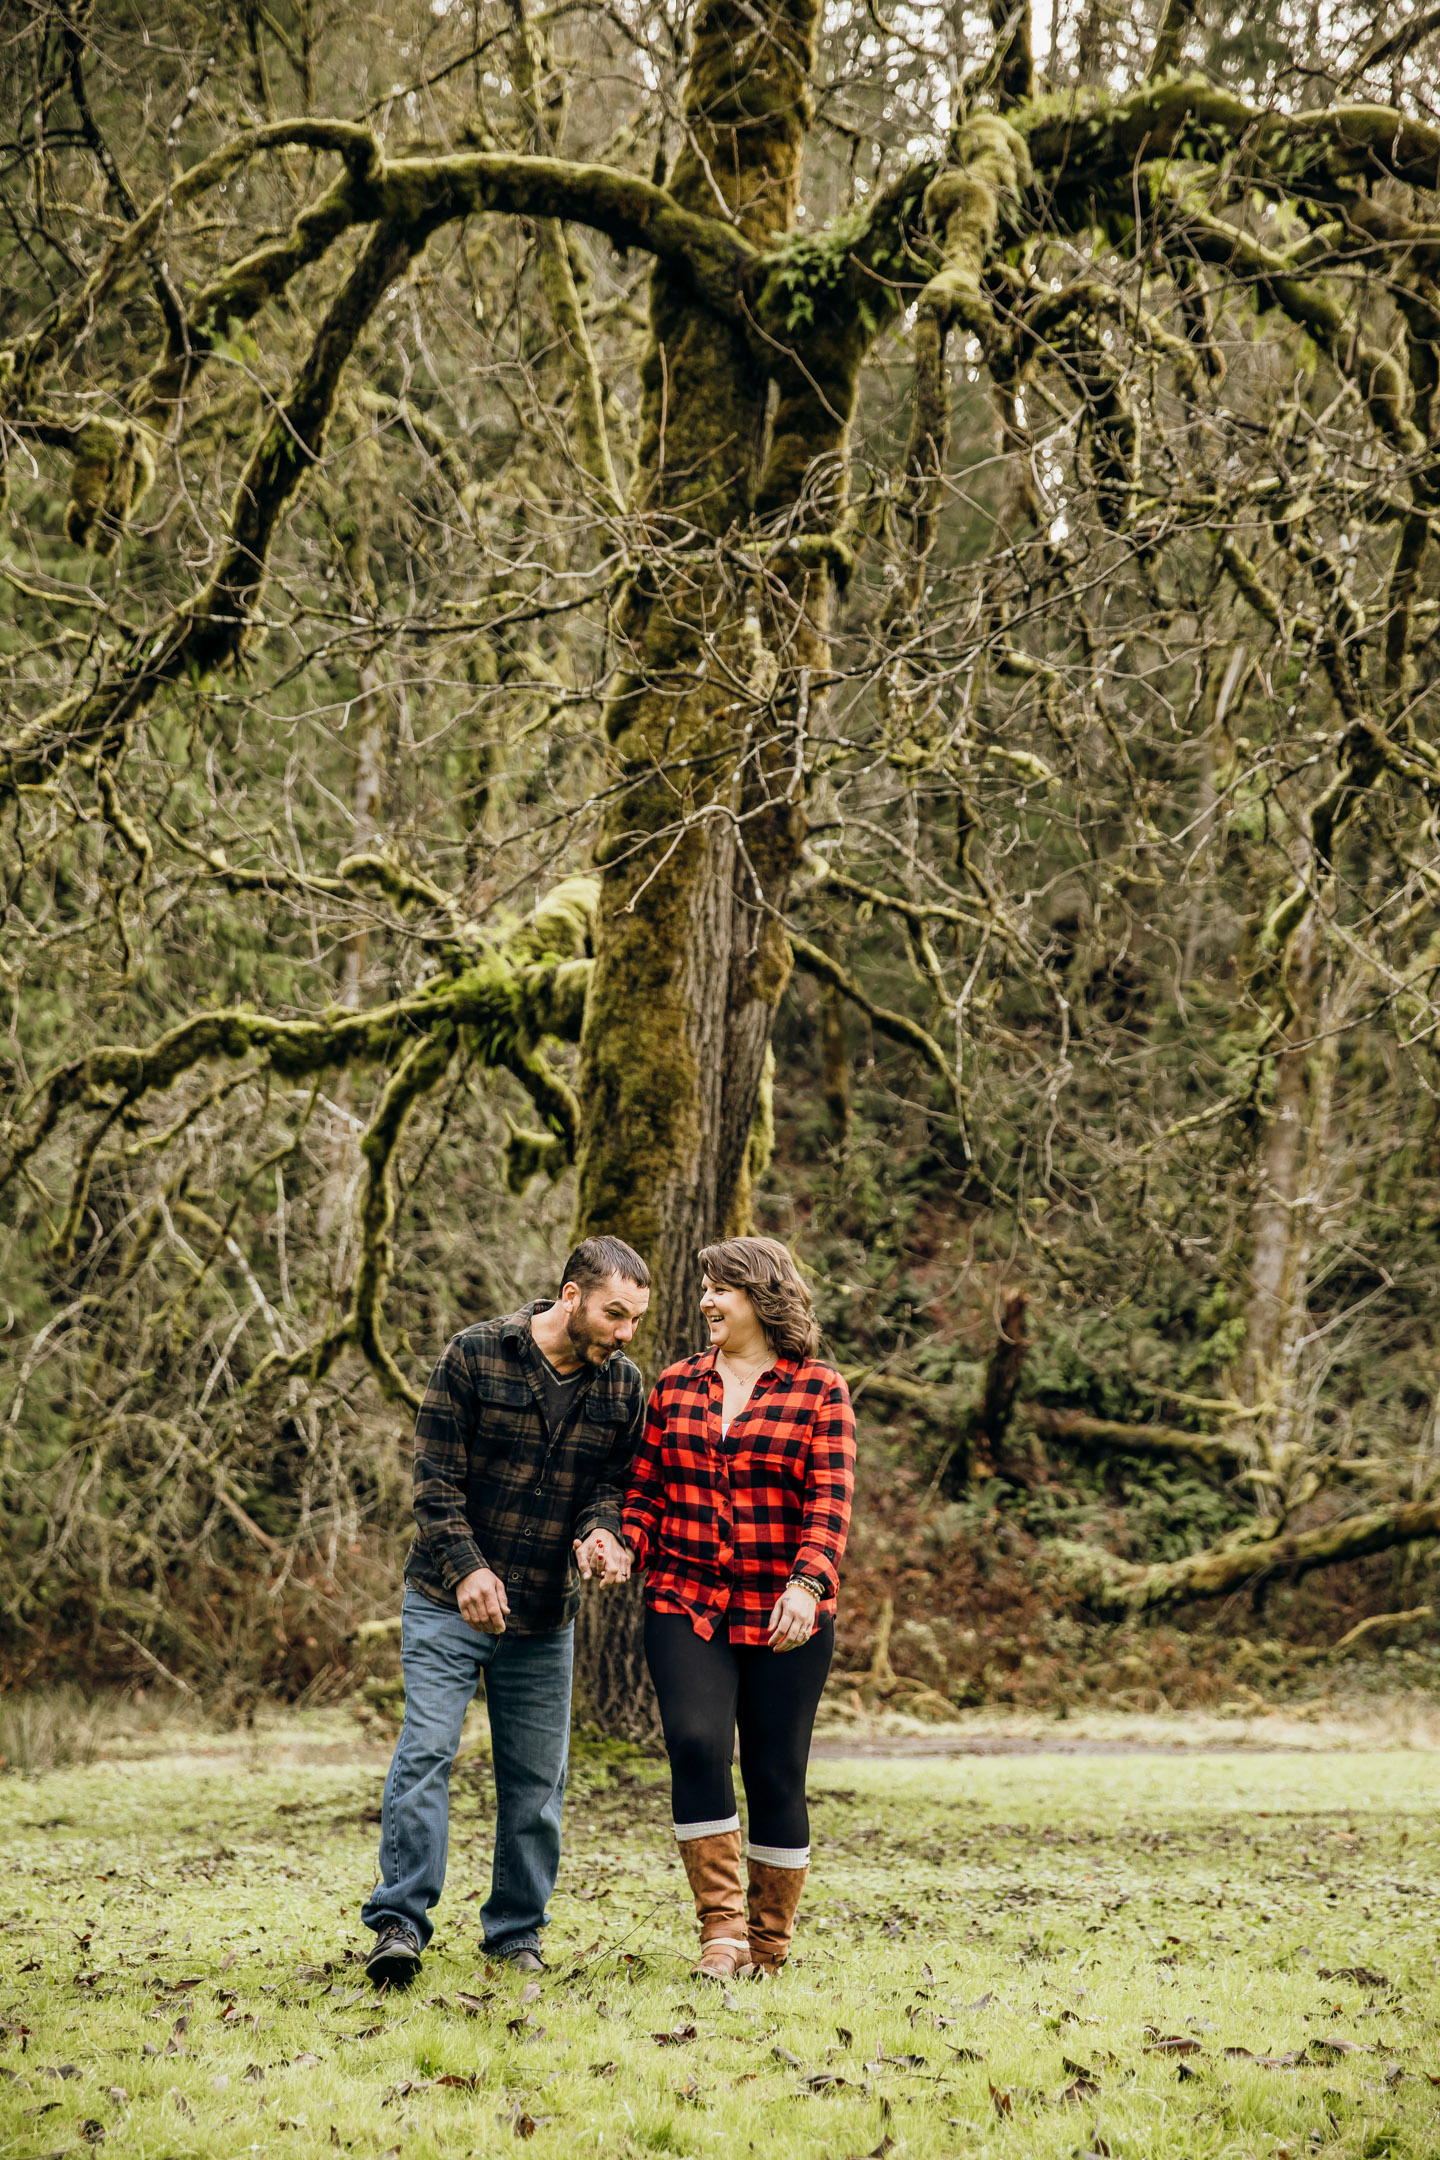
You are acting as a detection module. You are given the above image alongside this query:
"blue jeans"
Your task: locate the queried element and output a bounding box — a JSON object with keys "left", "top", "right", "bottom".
{"left": 361, "top": 1586, "right": 573, "bottom": 1956}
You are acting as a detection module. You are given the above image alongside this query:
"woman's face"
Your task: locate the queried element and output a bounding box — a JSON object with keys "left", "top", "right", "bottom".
{"left": 700, "top": 1277, "right": 765, "bottom": 1357}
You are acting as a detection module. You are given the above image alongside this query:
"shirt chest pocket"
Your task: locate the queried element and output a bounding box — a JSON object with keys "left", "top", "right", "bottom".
{"left": 474, "top": 1374, "right": 535, "bottom": 1457}
{"left": 573, "top": 1394, "right": 627, "bottom": 1457}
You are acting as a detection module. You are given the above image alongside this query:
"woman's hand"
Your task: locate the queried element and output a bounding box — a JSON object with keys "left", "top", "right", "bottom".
{"left": 767, "top": 1579, "right": 818, "bottom": 1652}
{"left": 573, "top": 1529, "right": 632, "bottom": 1585}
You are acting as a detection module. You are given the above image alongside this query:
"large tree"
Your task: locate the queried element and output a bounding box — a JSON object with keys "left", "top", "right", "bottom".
{"left": 3, "top": 0, "right": 1440, "bottom": 1709}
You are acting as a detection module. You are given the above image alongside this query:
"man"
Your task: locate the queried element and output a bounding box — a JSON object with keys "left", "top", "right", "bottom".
{"left": 361, "top": 1236, "right": 650, "bottom": 1987}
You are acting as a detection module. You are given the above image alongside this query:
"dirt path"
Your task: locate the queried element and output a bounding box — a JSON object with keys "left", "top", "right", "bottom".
{"left": 812, "top": 1731, "right": 1308, "bottom": 1756}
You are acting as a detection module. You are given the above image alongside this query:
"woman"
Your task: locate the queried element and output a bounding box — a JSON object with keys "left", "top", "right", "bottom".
{"left": 622, "top": 1237, "right": 855, "bottom": 1979}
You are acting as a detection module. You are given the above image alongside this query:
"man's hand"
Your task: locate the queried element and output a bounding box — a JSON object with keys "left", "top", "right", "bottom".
{"left": 573, "top": 1528, "right": 632, "bottom": 1586}
{"left": 456, "top": 1566, "right": 510, "bottom": 1634}
{"left": 767, "top": 1580, "right": 818, "bottom": 1652}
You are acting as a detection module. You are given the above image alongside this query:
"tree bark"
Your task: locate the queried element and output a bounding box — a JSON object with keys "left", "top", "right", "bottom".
{"left": 572, "top": 0, "right": 824, "bottom": 1371}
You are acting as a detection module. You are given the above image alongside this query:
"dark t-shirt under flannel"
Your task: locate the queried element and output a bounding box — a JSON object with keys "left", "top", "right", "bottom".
{"left": 405, "top": 1300, "right": 644, "bottom": 1634}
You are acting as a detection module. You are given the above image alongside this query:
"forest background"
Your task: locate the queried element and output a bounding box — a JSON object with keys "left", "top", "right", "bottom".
{"left": 4, "top": 0, "right": 1440, "bottom": 1736}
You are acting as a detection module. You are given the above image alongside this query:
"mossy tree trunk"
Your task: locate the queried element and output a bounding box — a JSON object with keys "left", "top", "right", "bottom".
{"left": 570, "top": 0, "right": 829, "bottom": 1739}
{"left": 573, "top": 0, "right": 826, "bottom": 1375}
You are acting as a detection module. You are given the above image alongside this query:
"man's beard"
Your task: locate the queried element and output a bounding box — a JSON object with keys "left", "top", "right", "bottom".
{"left": 566, "top": 1303, "right": 613, "bottom": 1364}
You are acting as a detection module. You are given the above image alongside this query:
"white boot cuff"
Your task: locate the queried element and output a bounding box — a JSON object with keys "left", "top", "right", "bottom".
{"left": 674, "top": 1815, "right": 741, "bottom": 1841}
{"left": 746, "top": 1841, "right": 810, "bottom": 1868}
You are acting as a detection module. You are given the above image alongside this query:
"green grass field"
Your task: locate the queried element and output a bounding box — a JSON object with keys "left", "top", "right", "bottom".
{"left": 1, "top": 1718, "right": 1437, "bottom": 2160}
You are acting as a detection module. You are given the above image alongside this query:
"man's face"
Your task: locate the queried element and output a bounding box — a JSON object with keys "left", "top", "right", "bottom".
{"left": 563, "top": 1273, "right": 650, "bottom": 1364}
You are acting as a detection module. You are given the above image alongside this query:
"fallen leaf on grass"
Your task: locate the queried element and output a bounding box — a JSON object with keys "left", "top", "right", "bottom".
{"left": 335, "top": 2027, "right": 385, "bottom": 2044}
{"left": 835, "top": 2024, "right": 853, "bottom": 2047}
{"left": 963, "top": 1994, "right": 994, "bottom": 2012}
{"left": 947, "top": 2045, "right": 986, "bottom": 2063}
{"left": 41, "top": 2064, "right": 81, "bottom": 2080}
{"left": 291, "top": 2053, "right": 323, "bottom": 2068}
{"left": 589, "top": 2061, "right": 616, "bottom": 2078}
{"left": 1058, "top": 2077, "right": 1099, "bottom": 2104}
{"left": 676, "top": 2072, "right": 701, "bottom": 2102}
{"left": 168, "top": 2088, "right": 194, "bottom": 2119}
{"left": 799, "top": 2070, "right": 848, "bottom": 2091}
{"left": 520, "top": 1980, "right": 543, "bottom": 2004}
{"left": 1307, "top": 2037, "right": 1372, "bottom": 2061}
{"left": 23, "top": 2102, "right": 60, "bottom": 2118}
{"left": 435, "top": 2072, "right": 482, "bottom": 2090}
{"left": 773, "top": 2046, "right": 801, "bottom": 2068}
{"left": 220, "top": 1951, "right": 236, "bottom": 1972}
{"left": 454, "top": 1990, "right": 495, "bottom": 2015}
{"left": 243, "top": 2063, "right": 265, "bottom": 2082}
{"left": 867, "top": 2046, "right": 925, "bottom": 2070}
{"left": 989, "top": 2081, "right": 1013, "bottom": 2117}
{"left": 1177, "top": 2061, "right": 1200, "bottom": 2082}
{"left": 501, "top": 2102, "right": 554, "bottom": 2137}
{"left": 506, "top": 2016, "right": 547, "bottom": 2041}
{"left": 80, "top": 2121, "right": 105, "bottom": 2143}
{"left": 1144, "top": 2035, "right": 1202, "bottom": 2055}
{"left": 1319, "top": 1966, "right": 1391, "bottom": 1990}
{"left": 652, "top": 2024, "right": 697, "bottom": 2046}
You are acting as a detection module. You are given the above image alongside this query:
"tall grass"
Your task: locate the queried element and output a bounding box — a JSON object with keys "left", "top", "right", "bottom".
{"left": 0, "top": 1686, "right": 109, "bottom": 1775}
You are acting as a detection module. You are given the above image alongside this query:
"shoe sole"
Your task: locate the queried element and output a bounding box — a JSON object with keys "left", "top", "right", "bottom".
{"left": 366, "top": 1952, "right": 421, "bottom": 1990}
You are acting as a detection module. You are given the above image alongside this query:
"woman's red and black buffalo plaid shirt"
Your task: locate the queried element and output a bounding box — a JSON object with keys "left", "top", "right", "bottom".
{"left": 621, "top": 1350, "right": 855, "bottom": 1645}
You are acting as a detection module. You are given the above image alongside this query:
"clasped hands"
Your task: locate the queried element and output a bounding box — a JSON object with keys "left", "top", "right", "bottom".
{"left": 455, "top": 1531, "right": 631, "bottom": 1636}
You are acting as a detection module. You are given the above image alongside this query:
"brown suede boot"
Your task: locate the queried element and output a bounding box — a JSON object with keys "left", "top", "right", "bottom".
{"left": 677, "top": 1830, "right": 753, "bottom": 1979}
{"left": 746, "top": 1856, "right": 808, "bottom": 1973}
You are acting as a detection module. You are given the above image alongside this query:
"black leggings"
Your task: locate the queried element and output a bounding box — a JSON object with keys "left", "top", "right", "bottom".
{"left": 644, "top": 1609, "right": 834, "bottom": 1854}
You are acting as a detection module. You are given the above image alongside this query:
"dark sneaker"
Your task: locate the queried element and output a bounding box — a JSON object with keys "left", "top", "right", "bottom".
{"left": 365, "top": 1921, "right": 422, "bottom": 1990}
{"left": 488, "top": 1945, "right": 545, "bottom": 1975}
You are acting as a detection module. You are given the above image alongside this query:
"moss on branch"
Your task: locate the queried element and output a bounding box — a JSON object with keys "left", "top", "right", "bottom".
{"left": 0, "top": 879, "right": 598, "bottom": 1200}
{"left": 1023, "top": 1403, "right": 1249, "bottom": 1474}
{"left": 1054, "top": 1499, "right": 1440, "bottom": 1615}
{"left": 1022, "top": 76, "right": 1440, "bottom": 206}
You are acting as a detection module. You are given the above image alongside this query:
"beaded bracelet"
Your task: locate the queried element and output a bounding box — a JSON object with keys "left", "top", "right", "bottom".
{"left": 788, "top": 1573, "right": 828, "bottom": 1602}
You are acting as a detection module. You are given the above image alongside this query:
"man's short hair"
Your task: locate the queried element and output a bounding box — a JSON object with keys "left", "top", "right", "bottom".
{"left": 561, "top": 1236, "right": 650, "bottom": 1297}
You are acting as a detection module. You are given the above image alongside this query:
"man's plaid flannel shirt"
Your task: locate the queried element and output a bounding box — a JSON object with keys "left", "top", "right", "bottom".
{"left": 621, "top": 1349, "right": 855, "bottom": 1645}
{"left": 405, "top": 1300, "right": 644, "bottom": 1634}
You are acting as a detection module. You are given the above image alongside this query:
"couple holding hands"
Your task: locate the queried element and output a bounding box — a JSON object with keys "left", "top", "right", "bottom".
{"left": 361, "top": 1233, "right": 855, "bottom": 1989}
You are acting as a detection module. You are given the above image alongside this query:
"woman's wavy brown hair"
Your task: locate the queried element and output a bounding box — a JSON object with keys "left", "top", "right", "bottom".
{"left": 697, "top": 1236, "right": 820, "bottom": 1361}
